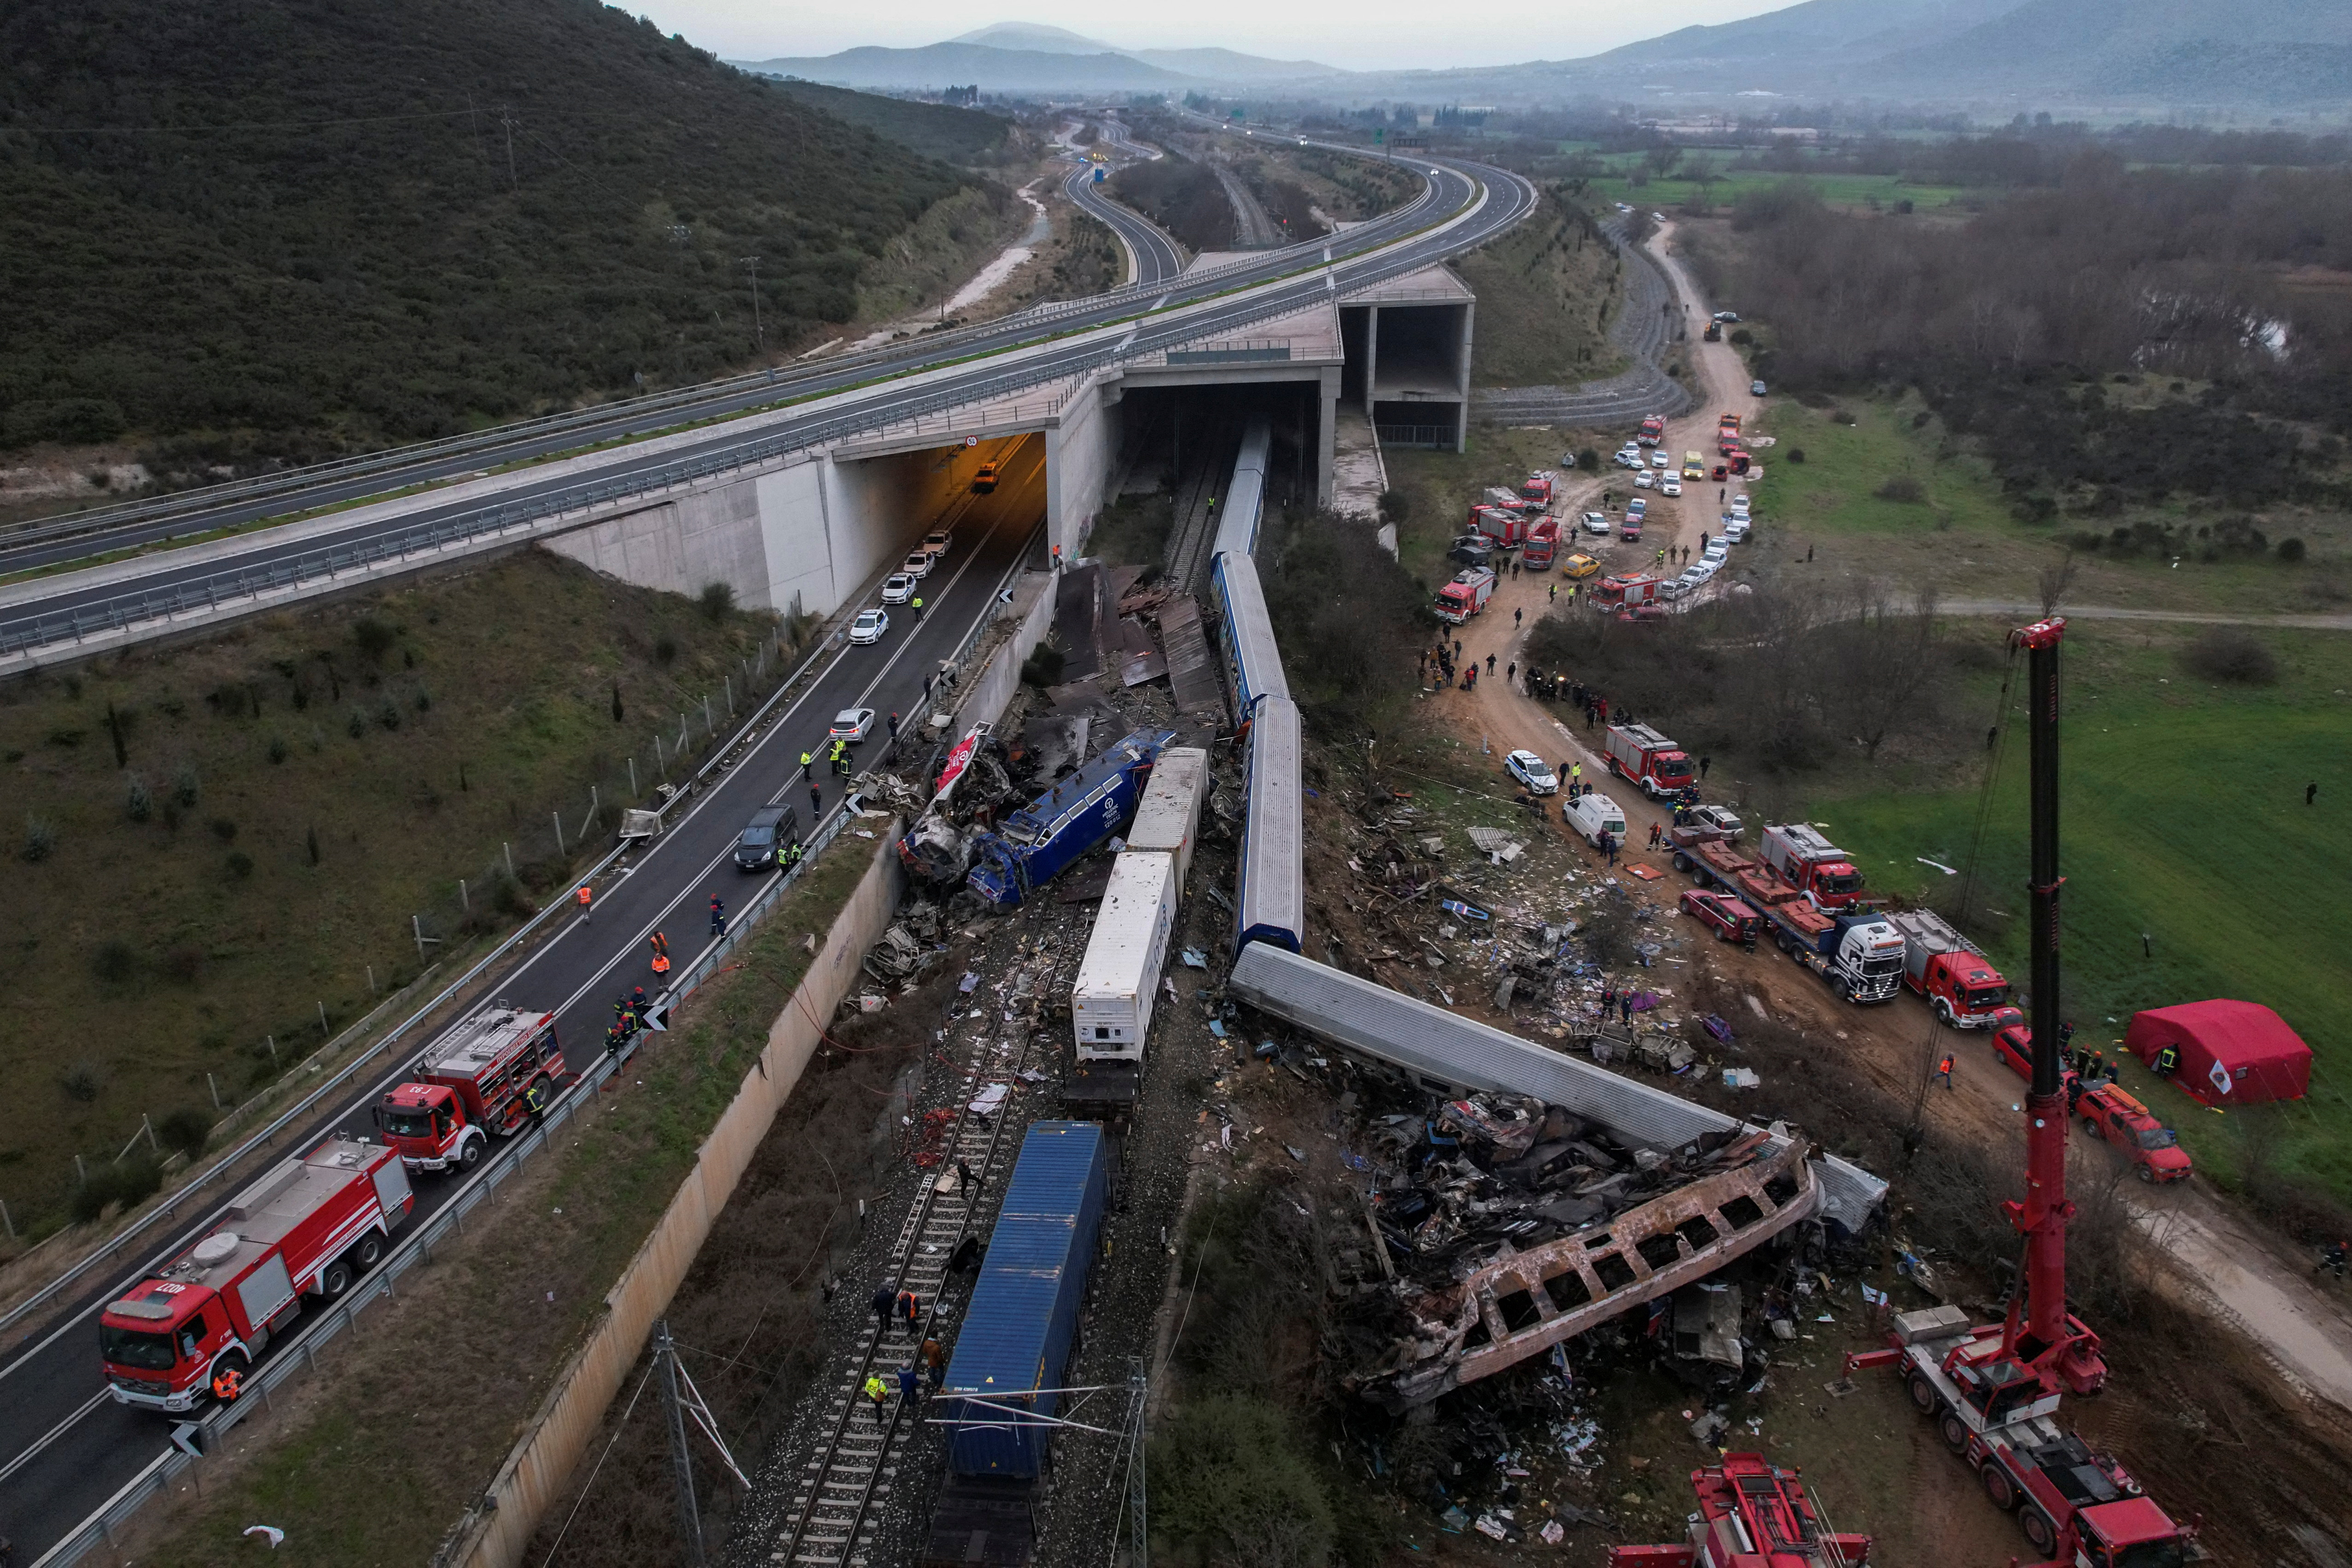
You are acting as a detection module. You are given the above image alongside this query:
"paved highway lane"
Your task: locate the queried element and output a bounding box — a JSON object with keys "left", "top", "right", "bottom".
{"left": 1063, "top": 157, "right": 1186, "bottom": 287}
{"left": 0, "top": 459, "right": 1048, "bottom": 1561}
{"left": 2, "top": 159, "right": 1525, "bottom": 653}
{"left": 0, "top": 155, "right": 1434, "bottom": 582}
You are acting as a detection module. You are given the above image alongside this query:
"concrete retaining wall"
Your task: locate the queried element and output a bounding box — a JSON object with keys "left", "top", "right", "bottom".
{"left": 451, "top": 833, "right": 906, "bottom": 1568}
{"left": 943, "top": 569, "right": 1058, "bottom": 735}
{"left": 1047, "top": 376, "right": 1116, "bottom": 561}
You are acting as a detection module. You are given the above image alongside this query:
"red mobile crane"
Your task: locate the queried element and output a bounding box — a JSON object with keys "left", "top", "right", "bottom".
{"left": 1848, "top": 618, "right": 2199, "bottom": 1568}
{"left": 1608, "top": 1452, "right": 1871, "bottom": 1566}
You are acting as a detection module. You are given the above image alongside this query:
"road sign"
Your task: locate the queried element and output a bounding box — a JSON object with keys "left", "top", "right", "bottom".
{"left": 966, "top": 435, "right": 979, "bottom": 447}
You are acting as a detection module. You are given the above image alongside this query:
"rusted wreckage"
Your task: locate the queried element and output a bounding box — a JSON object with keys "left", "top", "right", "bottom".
{"left": 1227, "top": 943, "right": 1885, "bottom": 1405}
{"left": 1356, "top": 1123, "right": 1814, "bottom": 1406}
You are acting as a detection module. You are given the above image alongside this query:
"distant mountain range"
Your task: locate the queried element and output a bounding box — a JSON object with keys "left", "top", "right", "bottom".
{"left": 736, "top": 1, "right": 2352, "bottom": 108}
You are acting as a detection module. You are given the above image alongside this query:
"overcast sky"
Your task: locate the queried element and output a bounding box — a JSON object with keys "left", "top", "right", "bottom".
{"left": 634, "top": 1, "right": 1793, "bottom": 72}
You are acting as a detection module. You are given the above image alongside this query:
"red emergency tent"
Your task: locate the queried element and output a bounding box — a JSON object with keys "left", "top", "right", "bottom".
{"left": 2125, "top": 1000, "right": 2311, "bottom": 1107}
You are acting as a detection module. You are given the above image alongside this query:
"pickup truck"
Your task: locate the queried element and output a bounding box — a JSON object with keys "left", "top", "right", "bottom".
{"left": 2077, "top": 1083, "right": 2192, "bottom": 1183}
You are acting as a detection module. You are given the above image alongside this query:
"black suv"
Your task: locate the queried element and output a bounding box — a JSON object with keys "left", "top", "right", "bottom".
{"left": 735, "top": 804, "right": 798, "bottom": 870}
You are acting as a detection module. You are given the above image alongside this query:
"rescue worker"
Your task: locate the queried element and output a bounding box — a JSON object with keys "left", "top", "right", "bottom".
{"left": 649, "top": 931, "right": 670, "bottom": 975}
{"left": 810, "top": 781, "right": 822, "bottom": 814}
{"left": 897, "top": 1288, "right": 920, "bottom": 1335}
{"left": 2155, "top": 1043, "right": 2180, "bottom": 1078}
{"left": 912, "top": 595, "right": 925, "bottom": 623}
{"left": 604, "top": 1024, "right": 628, "bottom": 1058}
{"left": 898, "top": 1362, "right": 921, "bottom": 1408}
{"left": 798, "top": 749, "right": 813, "bottom": 778}
{"left": 212, "top": 1363, "right": 244, "bottom": 1402}
{"left": 863, "top": 1373, "right": 889, "bottom": 1422}
{"left": 1935, "top": 1054, "right": 1956, "bottom": 1089}
{"left": 923, "top": 1335, "right": 946, "bottom": 1390}
{"left": 575, "top": 884, "right": 593, "bottom": 924}
{"left": 710, "top": 894, "right": 727, "bottom": 937}
{"left": 523, "top": 1073, "right": 550, "bottom": 1125}
{"left": 781, "top": 839, "right": 803, "bottom": 869}
{"left": 1648, "top": 821, "right": 1662, "bottom": 850}
{"left": 871, "top": 1283, "right": 895, "bottom": 1334}
{"left": 633, "top": 985, "right": 649, "bottom": 1015}
{"left": 1570, "top": 761, "right": 1582, "bottom": 792}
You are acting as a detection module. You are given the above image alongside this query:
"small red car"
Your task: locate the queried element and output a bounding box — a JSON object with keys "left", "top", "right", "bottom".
{"left": 1681, "top": 888, "right": 1761, "bottom": 946}
{"left": 1991, "top": 1024, "right": 2082, "bottom": 1095}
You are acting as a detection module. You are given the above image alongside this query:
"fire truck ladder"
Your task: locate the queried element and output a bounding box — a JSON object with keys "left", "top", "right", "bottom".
{"left": 769, "top": 943, "right": 1078, "bottom": 1568}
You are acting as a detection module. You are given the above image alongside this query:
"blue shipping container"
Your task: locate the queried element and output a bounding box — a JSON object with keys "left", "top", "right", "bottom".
{"left": 943, "top": 1122, "right": 1110, "bottom": 1479}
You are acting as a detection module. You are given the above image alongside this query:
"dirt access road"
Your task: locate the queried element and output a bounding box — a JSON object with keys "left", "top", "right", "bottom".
{"left": 1418, "top": 224, "right": 2352, "bottom": 1419}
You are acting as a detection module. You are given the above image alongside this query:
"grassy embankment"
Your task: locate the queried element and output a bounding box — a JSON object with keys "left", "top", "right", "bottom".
{"left": 1455, "top": 192, "right": 1626, "bottom": 389}
{"left": 1567, "top": 150, "right": 1973, "bottom": 215}
{"left": 121, "top": 830, "right": 885, "bottom": 1566}
{"left": 0, "top": 551, "right": 789, "bottom": 1239}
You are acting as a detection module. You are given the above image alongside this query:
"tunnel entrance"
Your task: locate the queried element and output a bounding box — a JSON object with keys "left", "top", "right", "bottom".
{"left": 1108, "top": 380, "right": 1322, "bottom": 521}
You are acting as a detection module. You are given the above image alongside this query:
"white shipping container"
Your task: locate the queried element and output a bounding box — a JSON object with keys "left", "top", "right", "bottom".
{"left": 1124, "top": 746, "right": 1207, "bottom": 890}
{"left": 1072, "top": 852, "right": 1180, "bottom": 1062}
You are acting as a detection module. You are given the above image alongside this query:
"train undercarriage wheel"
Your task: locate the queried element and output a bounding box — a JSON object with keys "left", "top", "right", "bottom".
{"left": 1980, "top": 1462, "right": 2019, "bottom": 1512}
{"left": 1907, "top": 1372, "right": 1939, "bottom": 1416}
{"left": 2020, "top": 1506, "right": 2058, "bottom": 1556}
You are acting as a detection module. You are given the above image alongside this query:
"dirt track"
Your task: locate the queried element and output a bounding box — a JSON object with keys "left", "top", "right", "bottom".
{"left": 1417, "top": 222, "right": 2352, "bottom": 1420}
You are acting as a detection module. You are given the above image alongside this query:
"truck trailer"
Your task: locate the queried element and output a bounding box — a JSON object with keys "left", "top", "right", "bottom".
{"left": 374, "top": 1006, "right": 565, "bottom": 1173}
{"left": 100, "top": 1137, "right": 413, "bottom": 1412}
{"left": 1883, "top": 909, "right": 2013, "bottom": 1029}
{"left": 1072, "top": 851, "right": 1180, "bottom": 1067}
{"left": 1121, "top": 745, "right": 1205, "bottom": 890}
{"left": 1672, "top": 839, "right": 1900, "bottom": 1001}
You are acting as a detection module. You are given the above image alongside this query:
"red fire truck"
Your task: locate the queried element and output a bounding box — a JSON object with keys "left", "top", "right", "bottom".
{"left": 1519, "top": 471, "right": 1557, "bottom": 506}
{"left": 1522, "top": 517, "right": 1560, "bottom": 569}
{"left": 100, "top": 1137, "right": 413, "bottom": 1412}
{"left": 1602, "top": 722, "right": 1695, "bottom": 797}
{"left": 1636, "top": 415, "right": 1665, "bottom": 448}
{"left": 1757, "top": 824, "right": 1865, "bottom": 910}
{"left": 373, "top": 1006, "right": 565, "bottom": 1174}
{"left": 1434, "top": 568, "right": 1496, "bottom": 624}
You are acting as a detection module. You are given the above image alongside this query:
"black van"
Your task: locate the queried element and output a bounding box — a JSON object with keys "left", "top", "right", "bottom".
{"left": 735, "top": 804, "right": 798, "bottom": 870}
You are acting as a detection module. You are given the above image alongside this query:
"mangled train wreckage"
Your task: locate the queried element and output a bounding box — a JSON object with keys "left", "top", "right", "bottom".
{"left": 1228, "top": 943, "right": 1887, "bottom": 1407}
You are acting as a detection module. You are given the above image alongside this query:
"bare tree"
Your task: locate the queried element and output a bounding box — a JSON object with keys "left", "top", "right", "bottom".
{"left": 1824, "top": 580, "right": 1945, "bottom": 762}
{"left": 2037, "top": 550, "right": 2078, "bottom": 618}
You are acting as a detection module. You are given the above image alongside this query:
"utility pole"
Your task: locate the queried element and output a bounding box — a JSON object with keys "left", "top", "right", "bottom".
{"left": 656, "top": 1321, "right": 705, "bottom": 1567}
{"left": 1127, "top": 1357, "right": 1149, "bottom": 1568}
{"left": 740, "top": 255, "right": 765, "bottom": 356}
{"left": 499, "top": 107, "right": 519, "bottom": 193}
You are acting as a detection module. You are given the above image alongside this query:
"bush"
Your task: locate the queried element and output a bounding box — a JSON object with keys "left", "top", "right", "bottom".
{"left": 92, "top": 940, "right": 138, "bottom": 985}
{"left": 59, "top": 1059, "right": 102, "bottom": 1101}
{"left": 1729, "top": 327, "right": 1753, "bottom": 345}
{"left": 23, "top": 815, "right": 57, "bottom": 863}
{"left": 1150, "top": 1395, "right": 1335, "bottom": 1568}
{"left": 1831, "top": 408, "right": 1857, "bottom": 425}
{"left": 1577, "top": 447, "right": 1600, "bottom": 470}
{"left": 378, "top": 696, "right": 402, "bottom": 731}
{"left": 226, "top": 851, "right": 255, "bottom": 880}
{"left": 172, "top": 762, "right": 200, "bottom": 806}
{"left": 124, "top": 772, "right": 152, "bottom": 822}
{"left": 1787, "top": 448, "right": 1806, "bottom": 463}
{"left": 267, "top": 734, "right": 288, "bottom": 763}
{"left": 1375, "top": 488, "right": 1411, "bottom": 523}
{"left": 1875, "top": 474, "right": 1927, "bottom": 503}
{"left": 2179, "top": 628, "right": 2279, "bottom": 685}
{"left": 698, "top": 581, "right": 737, "bottom": 622}
{"left": 157, "top": 1107, "right": 214, "bottom": 1158}
{"left": 69, "top": 1154, "right": 164, "bottom": 1224}
{"left": 2277, "top": 537, "right": 2306, "bottom": 563}
{"left": 351, "top": 616, "right": 399, "bottom": 661}
{"left": 653, "top": 634, "right": 680, "bottom": 665}
{"left": 162, "top": 944, "right": 205, "bottom": 984}
{"left": 210, "top": 817, "right": 238, "bottom": 842}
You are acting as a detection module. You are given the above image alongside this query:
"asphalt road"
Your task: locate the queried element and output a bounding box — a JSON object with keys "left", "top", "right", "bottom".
{"left": 1060, "top": 157, "right": 1186, "bottom": 286}
{"left": 0, "top": 456, "right": 1050, "bottom": 1561}
{"left": 0, "top": 145, "right": 1442, "bottom": 589}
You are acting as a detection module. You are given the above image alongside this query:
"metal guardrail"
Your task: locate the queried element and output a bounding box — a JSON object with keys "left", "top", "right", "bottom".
{"left": 1376, "top": 425, "right": 1459, "bottom": 449}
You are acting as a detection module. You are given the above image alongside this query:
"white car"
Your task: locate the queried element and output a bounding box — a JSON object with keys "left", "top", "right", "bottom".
{"left": 1723, "top": 516, "right": 1751, "bottom": 543}
{"left": 1634, "top": 470, "right": 1655, "bottom": 489}
{"left": 1729, "top": 495, "right": 1751, "bottom": 518}
{"left": 1504, "top": 750, "right": 1559, "bottom": 795}
{"left": 1752, "top": 380, "right": 1768, "bottom": 397}
{"left": 849, "top": 609, "right": 890, "bottom": 645}
{"left": 1713, "top": 311, "right": 1740, "bottom": 323}
{"left": 1650, "top": 450, "right": 1670, "bottom": 469}
{"left": 1614, "top": 449, "right": 1644, "bottom": 469}
{"left": 1660, "top": 477, "right": 1682, "bottom": 497}
{"left": 881, "top": 572, "right": 916, "bottom": 604}
{"left": 922, "top": 530, "right": 952, "bottom": 560}
{"left": 1581, "top": 511, "right": 1612, "bottom": 537}
{"left": 1703, "top": 538, "right": 1730, "bottom": 564}
{"left": 830, "top": 707, "right": 877, "bottom": 743}
{"left": 900, "top": 551, "right": 934, "bottom": 580}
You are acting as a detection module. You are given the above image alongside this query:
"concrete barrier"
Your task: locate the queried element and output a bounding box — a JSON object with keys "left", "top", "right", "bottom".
{"left": 446, "top": 832, "right": 905, "bottom": 1568}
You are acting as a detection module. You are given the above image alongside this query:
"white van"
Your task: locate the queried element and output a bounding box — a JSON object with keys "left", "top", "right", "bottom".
{"left": 1563, "top": 789, "right": 1628, "bottom": 849}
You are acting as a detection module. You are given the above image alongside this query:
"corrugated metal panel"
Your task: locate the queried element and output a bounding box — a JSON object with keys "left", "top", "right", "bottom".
{"left": 1237, "top": 696, "right": 1304, "bottom": 952}
{"left": 1209, "top": 553, "right": 1289, "bottom": 711}
{"left": 1156, "top": 597, "right": 1228, "bottom": 725}
{"left": 1227, "top": 944, "right": 1886, "bottom": 1231}
{"left": 944, "top": 1123, "right": 1107, "bottom": 1479}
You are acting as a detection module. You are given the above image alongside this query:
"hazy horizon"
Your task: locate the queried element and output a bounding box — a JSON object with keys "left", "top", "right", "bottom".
{"left": 637, "top": 1, "right": 1804, "bottom": 73}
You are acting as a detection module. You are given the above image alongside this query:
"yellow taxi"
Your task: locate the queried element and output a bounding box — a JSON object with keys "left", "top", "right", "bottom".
{"left": 1561, "top": 553, "right": 1601, "bottom": 579}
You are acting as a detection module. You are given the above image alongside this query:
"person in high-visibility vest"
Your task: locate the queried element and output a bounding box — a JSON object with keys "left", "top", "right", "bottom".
{"left": 575, "top": 885, "right": 592, "bottom": 923}
{"left": 212, "top": 1363, "right": 243, "bottom": 1402}
{"left": 650, "top": 931, "right": 670, "bottom": 975}
{"left": 912, "top": 595, "right": 925, "bottom": 623}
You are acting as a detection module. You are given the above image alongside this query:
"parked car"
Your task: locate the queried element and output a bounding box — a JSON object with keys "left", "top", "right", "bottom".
{"left": 1991, "top": 1024, "right": 2080, "bottom": 1095}
{"left": 1504, "top": 750, "right": 1559, "bottom": 795}
{"left": 1729, "top": 494, "right": 1751, "bottom": 518}
{"left": 1751, "top": 380, "right": 1768, "bottom": 396}
{"left": 735, "top": 805, "right": 799, "bottom": 871}
{"left": 1613, "top": 449, "right": 1644, "bottom": 469}
{"left": 901, "top": 551, "right": 934, "bottom": 580}
{"left": 1561, "top": 552, "right": 1601, "bottom": 578}
{"left": 1581, "top": 512, "right": 1612, "bottom": 537}
{"left": 1650, "top": 450, "right": 1670, "bottom": 469}
{"left": 1658, "top": 579, "right": 1689, "bottom": 602}
{"left": 971, "top": 460, "right": 1000, "bottom": 494}
{"left": 830, "top": 707, "right": 877, "bottom": 743}
{"left": 1449, "top": 535, "right": 1496, "bottom": 568}
{"left": 1682, "top": 888, "right": 1762, "bottom": 945}
{"left": 881, "top": 572, "right": 916, "bottom": 604}
{"left": 1703, "top": 538, "right": 1730, "bottom": 565}
{"left": 1723, "top": 516, "right": 1751, "bottom": 543}
{"left": 1563, "top": 790, "right": 1628, "bottom": 849}
{"left": 1713, "top": 311, "right": 1740, "bottom": 323}
{"left": 849, "top": 609, "right": 890, "bottom": 645}
{"left": 1660, "top": 477, "right": 1682, "bottom": 497}
{"left": 1633, "top": 470, "right": 1655, "bottom": 490}
{"left": 922, "top": 530, "right": 952, "bottom": 560}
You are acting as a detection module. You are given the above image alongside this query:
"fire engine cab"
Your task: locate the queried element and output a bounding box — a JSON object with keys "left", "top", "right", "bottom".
{"left": 374, "top": 1006, "right": 564, "bottom": 1174}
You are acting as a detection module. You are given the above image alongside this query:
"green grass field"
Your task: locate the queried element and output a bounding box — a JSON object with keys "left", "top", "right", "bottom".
{"left": 1583, "top": 162, "right": 1974, "bottom": 215}
{"left": 1815, "top": 625, "right": 2352, "bottom": 1203}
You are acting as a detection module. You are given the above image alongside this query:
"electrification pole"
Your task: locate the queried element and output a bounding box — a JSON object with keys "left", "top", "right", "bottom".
{"left": 741, "top": 255, "right": 765, "bottom": 356}
{"left": 656, "top": 1320, "right": 705, "bottom": 1566}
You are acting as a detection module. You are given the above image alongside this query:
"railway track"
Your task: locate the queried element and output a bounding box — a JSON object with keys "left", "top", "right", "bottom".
{"left": 1163, "top": 425, "right": 1242, "bottom": 592}
{"left": 766, "top": 937, "right": 1083, "bottom": 1568}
